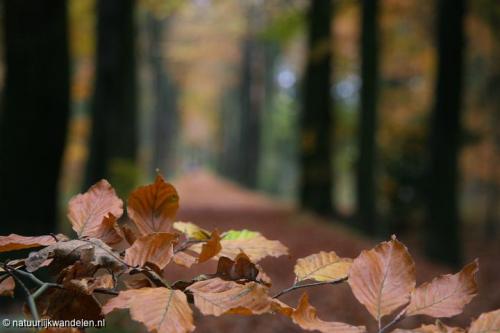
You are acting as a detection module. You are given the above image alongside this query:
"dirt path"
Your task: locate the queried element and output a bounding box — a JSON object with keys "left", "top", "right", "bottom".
{"left": 171, "top": 170, "right": 500, "bottom": 333}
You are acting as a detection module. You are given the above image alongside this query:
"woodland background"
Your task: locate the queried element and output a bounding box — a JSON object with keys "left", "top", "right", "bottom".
{"left": 0, "top": 0, "right": 499, "bottom": 332}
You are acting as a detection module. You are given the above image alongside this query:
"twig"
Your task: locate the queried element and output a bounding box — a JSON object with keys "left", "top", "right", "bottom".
{"left": 272, "top": 277, "right": 348, "bottom": 299}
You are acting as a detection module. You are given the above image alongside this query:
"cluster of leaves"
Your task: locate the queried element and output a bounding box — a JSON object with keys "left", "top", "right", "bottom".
{"left": 0, "top": 175, "right": 499, "bottom": 333}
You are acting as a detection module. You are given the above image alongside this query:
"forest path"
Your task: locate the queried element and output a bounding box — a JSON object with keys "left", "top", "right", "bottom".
{"left": 171, "top": 170, "right": 499, "bottom": 333}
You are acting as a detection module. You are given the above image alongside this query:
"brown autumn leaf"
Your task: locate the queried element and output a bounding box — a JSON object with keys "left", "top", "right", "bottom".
{"left": 348, "top": 236, "right": 416, "bottom": 321}
{"left": 271, "top": 298, "right": 294, "bottom": 317}
{"left": 121, "top": 224, "right": 137, "bottom": 245}
{"left": 215, "top": 253, "right": 259, "bottom": 282}
{"left": 35, "top": 287, "right": 103, "bottom": 321}
{"left": 291, "top": 293, "right": 366, "bottom": 333}
{"left": 64, "top": 274, "right": 114, "bottom": 295}
{"left": 190, "top": 230, "right": 288, "bottom": 262}
{"left": 67, "top": 179, "right": 123, "bottom": 238}
{"left": 0, "top": 269, "right": 15, "bottom": 297}
{"left": 198, "top": 229, "right": 222, "bottom": 263}
{"left": 124, "top": 232, "right": 176, "bottom": 270}
{"left": 102, "top": 287, "right": 195, "bottom": 333}
{"left": 173, "top": 251, "right": 198, "bottom": 268}
{"left": 25, "top": 238, "right": 126, "bottom": 273}
{"left": 127, "top": 175, "right": 179, "bottom": 236}
{"left": 186, "top": 277, "right": 272, "bottom": 316}
{"left": 124, "top": 277, "right": 153, "bottom": 289}
{"left": 393, "top": 321, "right": 465, "bottom": 333}
{"left": 294, "top": 251, "right": 352, "bottom": 282}
{"left": 0, "top": 234, "right": 66, "bottom": 253}
{"left": 92, "top": 213, "right": 124, "bottom": 245}
{"left": 406, "top": 260, "right": 478, "bottom": 318}
{"left": 468, "top": 308, "right": 500, "bottom": 333}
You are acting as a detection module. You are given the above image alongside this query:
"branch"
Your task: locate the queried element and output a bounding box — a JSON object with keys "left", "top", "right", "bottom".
{"left": 272, "top": 277, "right": 348, "bottom": 299}
{"left": 378, "top": 306, "right": 408, "bottom": 333}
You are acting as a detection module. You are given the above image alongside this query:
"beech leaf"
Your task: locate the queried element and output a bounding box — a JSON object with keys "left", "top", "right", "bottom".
{"left": 67, "top": 179, "right": 123, "bottom": 238}
{"left": 127, "top": 175, "right": 179, "bottom": 236}
{"left": 35, "top": 288, "right": 103, "bottom": 321}
{"left": 347, "top": 236, "right": 416, "bottom": 321}
{"left": 124, "top": 232, "right": 176, "bottom": 270}
{"left": 468, "top": 308, "right": 500, "bottom": 333}
{"left": 294, "top": 251, "right": 352, "bottom": 282}
{"left": 0, "top": 234, "right": 66, "bottom": 253}
{"left": 198, "top": 230, "right": 222, "bottom": 263}
{"left": 102, "top": 288, "right": 195, "bottom": 333}
{"left": 291, "top": 293, "right": 366, "bottom": 333}
{"left": 406, "top": 260, "right": 478, "bottom": 318}
{"left": 393, "top": 321, "right": 465, "bottom": 333}
{"left": 173, "top": 222, "right": 210, "bottom": 240}
{"left": 0, "top": 269, "right": 15, "bottom": 297}
{"left": 186, "top": 277, "right": 272, "bottom": 316}
{"left": 173, "top": 251, "right": 198, "bottom": 268}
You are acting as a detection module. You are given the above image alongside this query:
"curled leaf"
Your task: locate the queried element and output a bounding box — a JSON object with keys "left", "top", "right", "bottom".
{"left": 127, "top": 175, "right": 179, "bottom": 236}
{"left": 124, "top": 232, "right": 176, "bottom": 270}
{"left": 92, "top": 213, "right": 124, "bottom": 245}
{"left": 407, "top": 260, "right": 478, "bottom": 318}
{"left": 291, "top": 293, "right": 366, "bottom": 333}
{"left": 294, "top": 251, "right": 352, "bottom": 282}
{"left": 198, "top": 230, "right": 221, "bottom": 263}
{"left": 173, "top": 222, "right": 210, "bottom": 240}
{"left": 0, "top": 234, "right": 66, "bottom": 253}
{"left": 468, "top": 308, "right": 500, "bottom": 333}
{"left": 347, "top": 236, "right": 416, "bottom": 321}
{"left": 67, "top": 179, "right": 123, "bottom": 238}
{"left": 215, "top": 253, "right": 259, "bottom": 282}
{"left": 102, "top": 288, "right": 195, "bottom": 333}
{"left": 186, "top": 277, "right": 272, "bottom": 316}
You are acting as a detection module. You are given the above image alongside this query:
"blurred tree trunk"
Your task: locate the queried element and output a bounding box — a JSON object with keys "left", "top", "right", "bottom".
{"left": 356, "top": 0, "right": 379, "bottom": 235}
{"left": 0, "top": 0, "right": 69, "bottom": 235}
{"left": 219, "top": 87, "right": 241, "bottom": 181}
{"left": 299, "top": 0, "right": 333, "bottom": 216}
{"left": 238, "top": 10, "right": 266, "bottom": 189}
{"left": 425, "top": 0, "right": 465, "bottom": 266}
{"left": 85, "top": 0, "right": 137, "bottom": 197}
{"left": 147, "top": 14, "right": 178, "bottom": 178}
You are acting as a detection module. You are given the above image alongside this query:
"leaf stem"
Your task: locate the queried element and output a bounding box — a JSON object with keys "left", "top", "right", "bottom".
{"left": 272, "top": 277, "right": 347, "bottom": 299}
{"left": 378, "top": 307, "right": 407, "bottom": 333}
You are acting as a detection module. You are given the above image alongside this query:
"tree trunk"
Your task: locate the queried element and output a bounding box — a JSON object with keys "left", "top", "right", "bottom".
{"left": 0, "top": 0, "right": 70, "bottom": 235}
{"left": 85, "top": 0, "right": 137, "bottom": 197}
{"left": 356, "top": 0, "right": 379, "bottom": 235}
{"left": 425, "top": 0, "right": 465, "bottom": 266}
{"left": 147, "top": 14, "right": 178, "bottom": 178}
{"left": 299, "top": 0, "right": 333, "bottom": 216}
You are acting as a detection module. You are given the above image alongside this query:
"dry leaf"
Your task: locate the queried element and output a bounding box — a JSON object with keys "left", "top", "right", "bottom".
{"left": 0, "top": 270, "right": 15, "bottom": 297}
{"left": 173, "top": 251, "right": 197, "bottom": 268}
{"left": 191, "top": 230, "right": 288, "bottom": 262}
{"left": 64, "top": 274, "right": 114, "bottom": 295}
{"left": 468, "top": 308, "right": 500, "bottom": 333}
{"left": 127, "top": 175, "right": 179, "bottom": 236}
{"left": 393, "top": 321, "right": 466, "bottom": 333}
{"left": 215, "top": 253, "right": 259, "bottom": 282}
{"left": 294, "top": 251, "right": 352, "bottom": 282}
{"left": 291, "top": 293, "right": 366, "bottom": 333}
{"left": 102, "top": 287, "right": 195, "bottom": 333}
{"left": 271, "top": 298, "right": 294, "bottom": 316}
{"left": 186, "top": 277, "right": 272, "bottom": 316}
{"left": 124, "top": 277, "right": 153, "bottom": 289}
{"left": 92, "top": 213, "right": 124, "bottom": 245}
{"left": 173, "top": 222, "right": 210, "bottom": 240}
{"left": 124, "top": 232, "right": 176, "bottom": 270}
{"left": 198, "top": 230, "right": 221, "bottom": 263}
{"left": 67, "top": 179, "right": 123, "bottom": 238}
{"left": 348, "top": 236, "right": 416, "bottom": 321}
{"left": 407, "top": 260, "right": 478, "bottom": 317}
{"left": 121, "top": 225, "right": 137, "bottom": 245}
{"left": 0, "top": 234, "right": 66, "bottom": 253}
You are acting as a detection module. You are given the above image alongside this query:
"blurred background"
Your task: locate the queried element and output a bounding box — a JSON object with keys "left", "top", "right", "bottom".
{"left": 0, "top": 0, "right": 499, "bottom": 331}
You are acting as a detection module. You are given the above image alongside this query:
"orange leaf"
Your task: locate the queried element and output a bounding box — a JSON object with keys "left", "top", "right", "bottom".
{"left": 198, "top": 230, "right": 221, "bottom": 263}
{"left": 67, "top": 179, "right": 123, "bottom": 238}
{"left": 102, "top": 288, "right": 195, "bottom": 333}
{"left": 348, "top": 236, "right": 416, "bottom": 321}
{"left": 291, "top": 293, "right": 366, "bottom": 333}
{"left": 407, "top": 260, "right": 478, "bottom": 318}
{"left": 294, "top": 251, "right": 352, "bottom": 282}
{"left": 127, "top": 175, "right": 179, "bottom": 236}
{"left": 93, "top": 213, "right": 124, "bottom": 245}
{"left": 64, "top": 274, "right": 114, "bottom": 295}
{"left": 0, "top": 234, "right": 65, "bottom": 253}
{"left": 468, "top": 308, "right": 500, "bottom": 333}
{"left": 124, "top": 232, "right": 176, "bottom": 270}
{"left": 173, "top": 251, "right": 197, "bottom": 268}
{"left": 393, "top": 322, "right": 465, "bottom": 333}
{"left": 186, "top": 277, "right": 272, "bottom": 316}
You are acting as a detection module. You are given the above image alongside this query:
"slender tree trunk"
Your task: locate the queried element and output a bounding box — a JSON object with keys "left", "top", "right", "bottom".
{"left": 357, "top": 0, "right": 379, "bottom": 235}
{"left": 85, "top": 0, "right": 137, "bottom": 197}
{"left": 147, "top": 14, "right": 178, "bottom": 177}
{"left": 425, "top": 0, "right": 465, "bottom": 266}
{"left": 299, "top": 0, "right": 333, "bottom": 216}
{"left": 0, "top": 0, "right": 70, "bottom": 235}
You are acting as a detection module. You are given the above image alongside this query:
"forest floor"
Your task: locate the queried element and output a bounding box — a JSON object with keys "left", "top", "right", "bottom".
{"left": 169, "top": 170, "right": 500, "bottom": 333}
